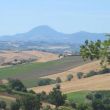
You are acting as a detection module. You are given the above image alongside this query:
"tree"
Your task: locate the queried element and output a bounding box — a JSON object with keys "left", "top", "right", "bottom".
{"left": 56, "top": 77, "right": 62, "bottom": 83}
{"left": 80, "top": 36, "right": 110, "bottom": 68}
{"left": 10, "top": 100, "right": 20, "bottom": 110}
{"left": 0, "top": 100, "right": 6, "bottom": 110}
{"left": 8, "top": 79, "right": 27, "bottom": 92}
{"left": 67, "top": 74, "right": 73, "bottom": 81}
{"left": 48, "top": 86, "right": 66, "bottom": 108}
{"left": 20, "top": 95, "right": 41, "bottom": 110}
{"left": 77, "top": 72, "right": 84, "bottom": 79}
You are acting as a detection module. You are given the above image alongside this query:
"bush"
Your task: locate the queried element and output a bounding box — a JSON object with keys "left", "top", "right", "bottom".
{"left": 8, "top": 79, "right": 27, "bottom": 92}
{"left": 70, "top": 101, "right": 77, "bottom": 109}
{"left": 67, "top": 74, "right": 73, "bottom": 81}
{"left": 77, "top": 72, "right": 84, "bottom": 79}
{"left": 10, "top": 101, "right": 20, "bottom": 110}
{"left": 0, "top": 100, "right": 6, "bottom": 109}
{"left": 38, "top": 91, "right": 48, "bottom": 101}
{"left": 99, "top": 68, "right": 110, "bottom": 74}
{"left": 37, "top": 78, "right": 56, "bottom": 86}
{"left": 55, "top": 84, "right": 61, "bottom": 89}
{"left": 56, "top": 77, "right": 62, "bottom": 83}
{"left": 84, "top": 71, "right": 97, "bottom": 78}
{"left": 86, "top": 93, "right": 93, "bottom": 100}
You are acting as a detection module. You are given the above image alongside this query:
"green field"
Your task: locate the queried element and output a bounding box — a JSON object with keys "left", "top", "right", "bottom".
{"left": 66, "top": 91, "right": 90, "bottom": 104}
{"left": 0, "top": 56, "right": 88, "bottom": 87}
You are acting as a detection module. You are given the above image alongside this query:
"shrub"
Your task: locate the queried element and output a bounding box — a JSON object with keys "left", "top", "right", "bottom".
{"left": 37, "top": 78, "right": 56, "bottom": 86}
{"left": 10, "top": 100, "right": 20, "bottom": 110}
{"left": 77, "top": 72, "right": 84, "bottom": 79}
{"left": 70, "top": 101, "right": 77, "bottom": 109}
{"left": 8, "top": 79, "right": 27, "bottom": 92}
{"left": 86, "top": 93, "right": 93, "bottom": 100}
{"left": 0, "top": 100, "right": 6, "bottom": 109}
{"left": 99, "top": 68, "right": 110, "bottom": 74}
{"left": 84, "top": 71, "right": 97, "bottom": 78}
{"left": 56, "top": 77, "right": 62, "bottom": 83}
{"left": 55, "top": 84, "right": 61, "bottom": 89}
{"left": 67, "top": 74, "right": 73, "bottom": 81}
{"left": 48, "top": 86, "right": 66, "bottom": 108}
{"left": 38, "top": 91, "right": 48, "bottom": 101}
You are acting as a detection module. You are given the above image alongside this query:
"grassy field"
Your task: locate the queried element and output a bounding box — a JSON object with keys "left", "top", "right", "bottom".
{"left": 0, "top": 56, "right": 88, "bottom": 87}
{"left": 66, "top": 91, "right": 89, "bottom": 104}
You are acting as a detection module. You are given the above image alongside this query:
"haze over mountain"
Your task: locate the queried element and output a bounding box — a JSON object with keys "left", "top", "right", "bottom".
{"left": 0, "top": 25, "right": 106, "bottom": 44}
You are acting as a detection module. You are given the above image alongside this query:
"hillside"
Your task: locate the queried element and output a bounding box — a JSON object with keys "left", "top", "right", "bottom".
{"left": 30, "top": 61, "right": 110, "bottom": 93}
{"left": 0, "top": 25, "right": 106, "bottom": 43}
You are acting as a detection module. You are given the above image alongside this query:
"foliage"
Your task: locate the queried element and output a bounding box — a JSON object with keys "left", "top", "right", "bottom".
{"left": 56, "top": 77, "right": 62, "bottom": 83}
{"left": 84, "top": 71, "right": 97, "bottom": 78}
{"left": 58, "top": 106, "right": 73, "bottom": 110}
{"left": 9, "top": 79, "right": 27, "bottom": 92}
{"left": 48, "top": 86, "right": 67, "bottom": 108}
{"left": 80, "top": 37, "right": 110, "bottom": 67}
{"left": 77, "top": 103, "right": 89, "bottom": 110}
{"left": 77, "top": 72, "right": 84, "bottom": 79}
{"left": 10, "top": 100, "right": 20, "bottom": 110}
{"left": 67, "top": 74, "right": 73, "bottom": 81}
{"left": 37, "top": 78, "right": 56, "bottom": 86}
{"left": 0, "top": 100, "right": 6, "bottom": 110}
{"left": 20, "top": 95, "right": 41, "bottom": 110}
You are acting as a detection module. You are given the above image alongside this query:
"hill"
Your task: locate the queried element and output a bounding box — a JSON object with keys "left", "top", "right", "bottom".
{"left": 30, "top": 61, "right": 110, "bottom": 93}
{"left": 0, "top": 25, "right": 106, "bottom": 43}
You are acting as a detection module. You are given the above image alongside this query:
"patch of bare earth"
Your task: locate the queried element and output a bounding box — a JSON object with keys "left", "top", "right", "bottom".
{"left": 0, "top": 95, "right": 15, "bottom": 101}
{"left": 24, "top": 50, "right": 59, "bottom": 62}
{"left": 31, "top": 74, "right": 110, "bottom": 94}
{"left": 0, "top": 50, "right": 59, "bottom": 68}
{"left": 30, "top": 61, "right": 110, "bottom": 93}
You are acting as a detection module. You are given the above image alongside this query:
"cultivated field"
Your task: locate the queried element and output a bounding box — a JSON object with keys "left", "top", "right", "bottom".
{"left": 0, "top": 56, "right": 88, "bottom": 87}
{"left": 31, "top": 73, "right": 110, "bottom": 93}
{"left": 31, "top": 61, "right": 110, "bottom": 93}
{"left": 42, "top": 61, "right": 101, "bottom": 81}
{"left": 0, "top": 50, "right": 59, "bottom": 66}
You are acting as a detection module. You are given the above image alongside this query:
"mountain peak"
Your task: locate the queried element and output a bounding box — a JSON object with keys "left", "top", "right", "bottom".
{"left": 30, "top": 25, "right": 56, "bottom": 32}
{"left": 28, "top": 25, "right": 63, "bottom": 36}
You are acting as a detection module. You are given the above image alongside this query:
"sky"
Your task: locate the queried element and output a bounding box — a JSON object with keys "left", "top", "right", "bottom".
{"left": 0, "top": 0, "right": 110, "bottom": 35}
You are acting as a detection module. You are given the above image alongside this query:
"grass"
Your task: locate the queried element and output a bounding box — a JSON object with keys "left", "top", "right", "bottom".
{"left": 66, "top": 91, "right": 90, "bottom": 104}
{"left": 0, "top": 56, "right": 88, "bottom": 87}
{"left": 0, "top": 95, "right": 15, "bottom": 108}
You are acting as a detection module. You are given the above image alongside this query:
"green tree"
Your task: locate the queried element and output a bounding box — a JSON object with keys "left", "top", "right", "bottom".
{"left": 9, "top": 79, "right": 27, "bottom": 92}
{"left": 67, "top": 74, "right": 73, "bottom": 81}
{"left": 20, "top": 95, "right": 41, "bottom": 110}
{"left": 80, "top": 36, "right": 110, "bottom": 68}
{"left": 48, "top": 86, "right": 66, "bottom": 108}
{"left": 10, "top": 100, "right": 20, "bottom": 110}
{"left": 77, "top": 72, "right": 84, "bottom": 79}
{"left": 56, "top": 77, "right": 62, "bottom": 83}
{"left": 0, "top": 100, "right": 6, "bottom": 110}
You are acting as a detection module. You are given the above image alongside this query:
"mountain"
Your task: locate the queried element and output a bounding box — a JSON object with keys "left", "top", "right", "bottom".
{"left": 0, "top": 25, "right": 106, "bottom": 44}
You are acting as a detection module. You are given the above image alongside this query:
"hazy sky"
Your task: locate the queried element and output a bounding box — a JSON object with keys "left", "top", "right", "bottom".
{"left": 0, "top": 0, "right": 110, "bottom": 35}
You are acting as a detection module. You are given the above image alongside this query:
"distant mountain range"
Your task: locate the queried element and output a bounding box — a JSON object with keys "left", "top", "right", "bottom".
{"left": 0, "top": 25, "right": 106, "bottom": 44}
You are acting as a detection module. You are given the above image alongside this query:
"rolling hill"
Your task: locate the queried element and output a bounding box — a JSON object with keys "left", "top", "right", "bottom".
{"left": 0, "top": 25, "right": 106, "bottom": 43}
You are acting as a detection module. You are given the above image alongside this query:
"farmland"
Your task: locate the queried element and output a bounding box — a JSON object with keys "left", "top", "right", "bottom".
{"left": 0, "top": 56, "right": 88, "bottom": 87}
{"left": 66, "top": 91, "right": 89, "bottom": 104}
